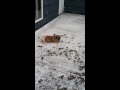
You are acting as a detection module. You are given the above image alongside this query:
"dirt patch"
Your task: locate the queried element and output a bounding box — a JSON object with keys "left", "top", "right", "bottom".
{"left": 37, "top": 45, "right": 43, "bottom": 47}
{"left": 68, "top": 76, "right": 76, "bottom": 80}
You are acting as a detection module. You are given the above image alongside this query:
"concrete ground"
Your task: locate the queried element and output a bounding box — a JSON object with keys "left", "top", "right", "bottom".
{"left": 35, "top": 13, "right": 85, "bottom": 90}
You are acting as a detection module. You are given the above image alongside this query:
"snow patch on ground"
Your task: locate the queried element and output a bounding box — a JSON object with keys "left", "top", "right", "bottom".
{"left": 35, "top": 13, "right": 85, "bottom": 90}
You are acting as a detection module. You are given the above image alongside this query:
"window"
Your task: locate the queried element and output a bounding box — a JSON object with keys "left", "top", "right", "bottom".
{"left": 35, "top": 0, "right": 43, "bottom": 23}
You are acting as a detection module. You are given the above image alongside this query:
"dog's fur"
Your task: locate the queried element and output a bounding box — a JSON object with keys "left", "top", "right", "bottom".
{"left": 41, "top": 34, "right": 61, "bottom": 43}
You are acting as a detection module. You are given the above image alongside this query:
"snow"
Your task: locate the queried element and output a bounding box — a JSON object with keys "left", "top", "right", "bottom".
{"left": 35, "top": 13, "right": 85, "bottom": 90}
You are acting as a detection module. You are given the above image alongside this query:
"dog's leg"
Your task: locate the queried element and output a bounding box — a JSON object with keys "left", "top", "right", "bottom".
{"left": 55, "top": 40, "right": 58, "bottom": 44}
{"left": 42, "top": 42, "right": 45, "bottom": 44}
{"left": 41, "top": 36, "right": 46, "bottom": 44}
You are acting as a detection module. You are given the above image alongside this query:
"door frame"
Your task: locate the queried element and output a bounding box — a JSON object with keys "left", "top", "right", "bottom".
{"left": 59, "top": 0, "right": 64, "bottom": 15}
{"left": 35, "top": 0, "right": 43, "bottom": 23}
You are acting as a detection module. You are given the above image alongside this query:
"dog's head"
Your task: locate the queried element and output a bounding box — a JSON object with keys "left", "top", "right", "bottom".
{"left": 53, "top": 34, "right": 61, "bottom": 42}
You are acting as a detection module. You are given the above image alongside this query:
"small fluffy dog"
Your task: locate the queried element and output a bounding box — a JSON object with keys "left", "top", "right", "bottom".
{"left": 41, "top": 34, "right": 61, "bottom": 44}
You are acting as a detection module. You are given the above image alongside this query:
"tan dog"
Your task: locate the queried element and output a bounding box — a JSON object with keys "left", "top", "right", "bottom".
{"left": 41, "top": 34, "right": 61, "bottom": 44}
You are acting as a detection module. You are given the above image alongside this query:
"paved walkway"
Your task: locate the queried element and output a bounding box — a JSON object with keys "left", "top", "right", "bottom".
{"left": 35, "top": 13, "right": 85, "bottom": 90}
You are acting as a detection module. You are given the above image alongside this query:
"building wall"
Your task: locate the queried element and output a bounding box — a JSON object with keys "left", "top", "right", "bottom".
{"left": 35, "top": 0, "right": 59, "bottom": 31}
{"left": 64, "top": 0, "right": 85, "bottom": 15}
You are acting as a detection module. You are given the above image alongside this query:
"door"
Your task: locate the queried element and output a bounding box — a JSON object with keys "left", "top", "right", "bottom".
{"left": 59, "top": 0, "right": 64, "bottom": 15}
